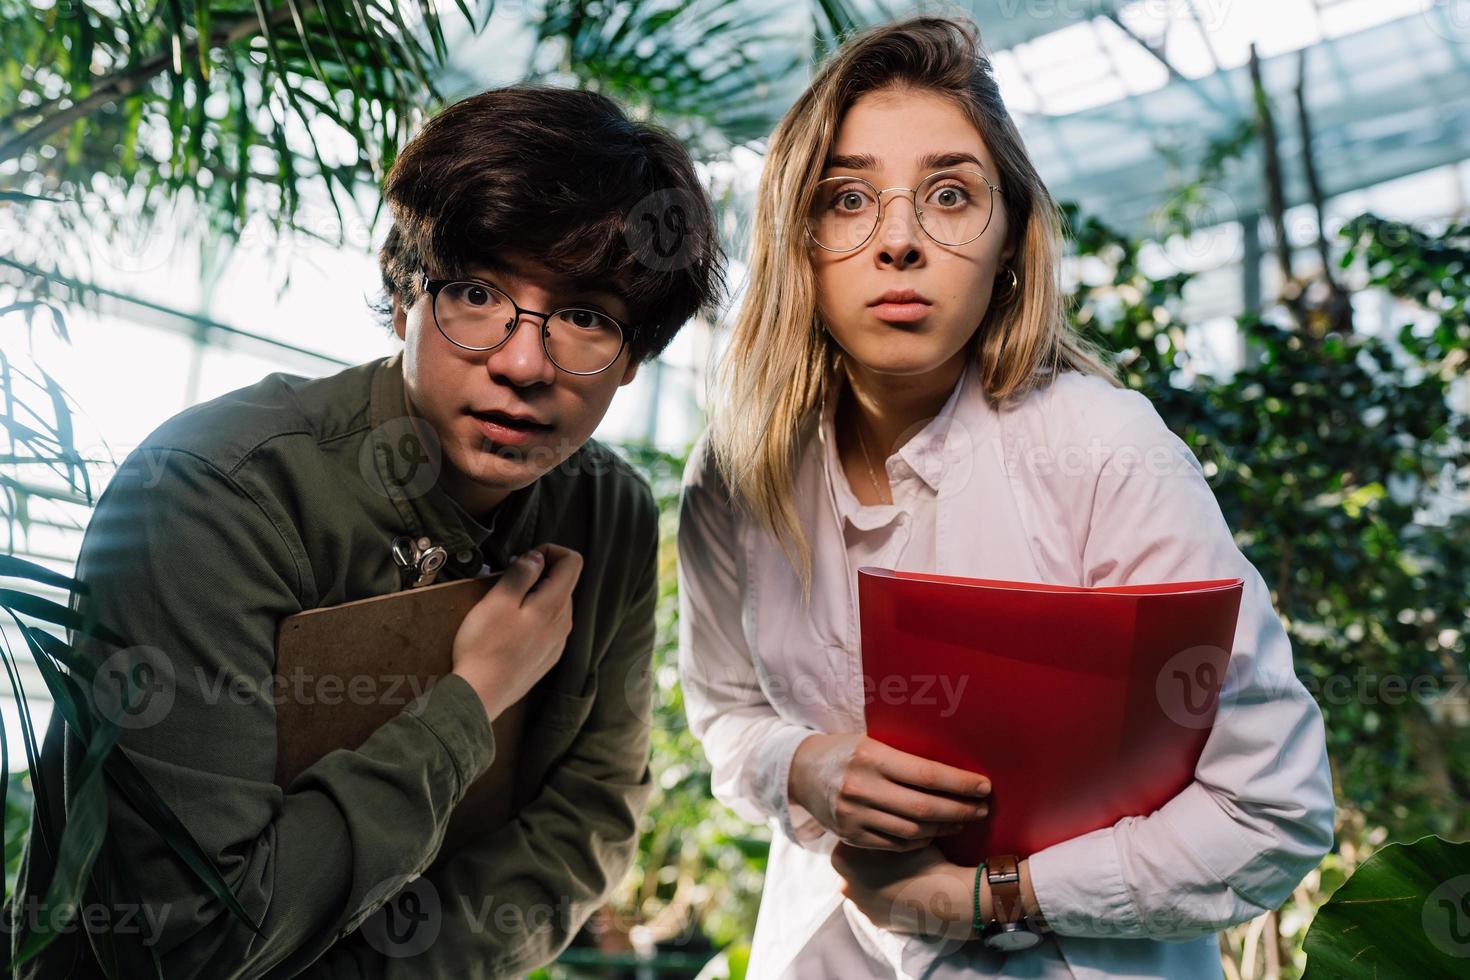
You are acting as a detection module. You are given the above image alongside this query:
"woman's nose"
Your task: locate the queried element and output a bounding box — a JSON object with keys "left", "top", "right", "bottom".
{"left": 875, "top": 193, "right": 925, "bottom": 270}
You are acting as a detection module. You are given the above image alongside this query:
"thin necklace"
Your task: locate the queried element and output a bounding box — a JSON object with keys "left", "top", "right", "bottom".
{"left": 853, "top": 415, "right": 891, "bottom": 505}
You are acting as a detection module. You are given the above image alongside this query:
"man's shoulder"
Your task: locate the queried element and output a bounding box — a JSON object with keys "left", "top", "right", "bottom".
{"left": 562, "top": 437, "right": 655, "bottom": 513}
{"left": 135, "top": 357, "right": 383, "bottom": 477}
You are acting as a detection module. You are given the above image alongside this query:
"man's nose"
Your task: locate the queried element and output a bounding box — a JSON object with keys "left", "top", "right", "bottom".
{"left": 485, "top": 314, "right": 557, "bottom": 387}
{"left": 875, "top": 192, "right": 925, "bottom": 270}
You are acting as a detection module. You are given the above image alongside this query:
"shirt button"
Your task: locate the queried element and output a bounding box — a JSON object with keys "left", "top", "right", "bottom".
{"left": 455, "top": 549, "right": 474, "bottom": 563}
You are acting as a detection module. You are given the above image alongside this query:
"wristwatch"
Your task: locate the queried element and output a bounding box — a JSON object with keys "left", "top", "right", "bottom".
{"left": 979, "top": 853, "right": 1044, "bottom": 952}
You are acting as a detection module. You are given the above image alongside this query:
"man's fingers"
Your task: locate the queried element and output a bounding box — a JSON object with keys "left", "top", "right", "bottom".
{"left": 493, "top": 550, "right": 545, "bottom": 604}
{"left": 524, "top": 545, "right": 583, "bottom": 608}
{"left": 872, "top": 743, "right": 991, "bottom": 797}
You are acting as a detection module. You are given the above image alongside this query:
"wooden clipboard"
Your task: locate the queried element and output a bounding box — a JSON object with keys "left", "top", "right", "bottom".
{"left": 273, "top": 574, "right": 527, "bottom": 858}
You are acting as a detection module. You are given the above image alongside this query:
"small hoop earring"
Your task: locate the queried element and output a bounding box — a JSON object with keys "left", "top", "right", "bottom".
{"left": 994, "top": 266, "right": 1020, "bottom": 305}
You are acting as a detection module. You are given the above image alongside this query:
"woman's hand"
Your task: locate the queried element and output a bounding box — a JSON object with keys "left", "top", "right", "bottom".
{"left": 789, "top": 733, "right": 990, "bottom": 850}
{"left": 830, "top": 842, "right": 976, "bottom": 939}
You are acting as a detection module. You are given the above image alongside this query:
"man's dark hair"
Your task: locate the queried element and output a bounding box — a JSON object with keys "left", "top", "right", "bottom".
{"left": 377, "top": 84, "right": 724, "bottom": 363}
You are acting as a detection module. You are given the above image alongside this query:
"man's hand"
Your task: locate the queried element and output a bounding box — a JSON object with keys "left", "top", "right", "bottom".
{"left": 452, "top": 543, "right": 583, "bottom": 722}
{"left": 789, "top": 733, "right": 990, "bottom": 850}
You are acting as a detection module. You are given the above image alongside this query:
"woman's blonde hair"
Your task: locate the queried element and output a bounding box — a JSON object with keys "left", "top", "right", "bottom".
{"left": 709, "top": 15, "right": 1121, "bottom": 587}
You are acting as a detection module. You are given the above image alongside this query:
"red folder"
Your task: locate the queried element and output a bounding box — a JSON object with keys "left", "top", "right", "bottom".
{"left": 858, "top": 567, "right": 1244, "bottom": 865}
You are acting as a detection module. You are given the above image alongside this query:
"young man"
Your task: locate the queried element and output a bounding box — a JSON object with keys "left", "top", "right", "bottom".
{"left": 8, "top": 85, "right": 721, "bottom": 977}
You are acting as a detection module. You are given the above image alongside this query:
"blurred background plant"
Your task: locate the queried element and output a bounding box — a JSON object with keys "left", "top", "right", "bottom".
{"left": 4, "top": 1, "right": 1468, "bottom": 978}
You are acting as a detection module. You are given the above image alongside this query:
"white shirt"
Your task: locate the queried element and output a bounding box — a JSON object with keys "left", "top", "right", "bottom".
{"left": 676, "top": 360, "right": 1336, "bottom": 980}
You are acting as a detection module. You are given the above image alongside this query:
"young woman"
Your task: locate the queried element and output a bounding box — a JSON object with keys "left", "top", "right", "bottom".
{"left": 677, "top": 16, "right": 1335, "bottom": 979}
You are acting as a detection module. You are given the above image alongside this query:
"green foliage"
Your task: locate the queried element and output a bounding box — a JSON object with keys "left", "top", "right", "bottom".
{"left": 612, "top": 445, "right": 769, "bottom": 957}
{"left": 1303, "top": 834, "right": 1470, "bottom": 978}
{"left": 1, "top": 0, "right": 498, "bottom": 253}
{"left": 1070, "top": 210, "right": 1470, "bottom": 848}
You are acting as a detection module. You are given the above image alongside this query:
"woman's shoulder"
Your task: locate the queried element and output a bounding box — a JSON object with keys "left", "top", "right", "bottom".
{"left": 998, "top": 368, "right": 1165, "bottom": 448}
{"left": 680, "top": 428, "right": 738, "bottom": 514}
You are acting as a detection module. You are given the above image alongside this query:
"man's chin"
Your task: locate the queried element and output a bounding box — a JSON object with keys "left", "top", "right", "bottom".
{"left": 456, "top": 438, "right": 568, "bottom": 487}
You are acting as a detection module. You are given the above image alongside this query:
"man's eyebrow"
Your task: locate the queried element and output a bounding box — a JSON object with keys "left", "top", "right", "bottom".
{"left": 822, "top": 151, "right": 988, "bottom": 173}
{"left": 466, "top": 263, "right": 629, "bottom": 313}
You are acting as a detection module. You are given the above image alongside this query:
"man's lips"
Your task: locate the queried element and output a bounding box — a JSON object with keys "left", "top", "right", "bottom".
{"left": 467, "top": 409, "right": 553, "bottom": 448}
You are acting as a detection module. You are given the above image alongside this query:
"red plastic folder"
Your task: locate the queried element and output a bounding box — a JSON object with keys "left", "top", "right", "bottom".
{"left": 858, "top": 567, "right": 1244, "bottom": 865}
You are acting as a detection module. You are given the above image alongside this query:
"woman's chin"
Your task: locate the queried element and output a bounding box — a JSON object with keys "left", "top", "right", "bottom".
{"left": 841, "top": 342, "right": 965, "bottom": 379}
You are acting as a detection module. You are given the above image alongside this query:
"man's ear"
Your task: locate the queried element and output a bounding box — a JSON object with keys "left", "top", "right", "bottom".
{"left": 391, "top": 294, "right": 408, "bottom": 342}
{"left": 619, "top": 357, "right": 640, "bottom": 387}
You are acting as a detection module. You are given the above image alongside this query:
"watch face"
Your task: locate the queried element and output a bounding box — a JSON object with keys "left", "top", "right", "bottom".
{"left": 983, "top": 925, "right": 1043, "bottom": 952}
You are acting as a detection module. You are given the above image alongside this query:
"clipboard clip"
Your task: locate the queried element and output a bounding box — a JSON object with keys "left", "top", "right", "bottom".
{"left": 392, "top": 534, "right": 448, "bottom": 588}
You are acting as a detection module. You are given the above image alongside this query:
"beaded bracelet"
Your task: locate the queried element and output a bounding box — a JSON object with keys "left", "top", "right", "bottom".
{"left": 971, "top": 860, "right": 987, "bottom": 938}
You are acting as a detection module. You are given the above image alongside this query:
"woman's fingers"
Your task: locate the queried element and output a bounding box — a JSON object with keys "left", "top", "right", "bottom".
{"left": 845, "top": 827, "right": 937, "bottom": 851}
{"left": 848, "top": 775, "right": 990, "bottom": 825}
{"left": 857, "top": 808, "right": 968, "bottom": 844}
{"left": 864, "top": 740, "right": 991, "bottom": 797}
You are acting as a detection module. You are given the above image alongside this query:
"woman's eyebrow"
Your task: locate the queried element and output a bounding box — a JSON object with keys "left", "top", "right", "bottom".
{"left": 823, "top": 150, "right": 988, "bottom": 172}
{"left": 824, "top": 152, "right": 878, "bottom": 171}
{"left": 920, "top": 151, "right": 986, "bottom": 171}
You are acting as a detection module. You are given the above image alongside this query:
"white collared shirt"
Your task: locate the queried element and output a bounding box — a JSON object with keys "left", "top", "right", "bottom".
{"left": 676, "top": 361, "right": 1335, "bottom": 980}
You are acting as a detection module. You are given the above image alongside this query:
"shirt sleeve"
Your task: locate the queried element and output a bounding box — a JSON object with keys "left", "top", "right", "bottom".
{"left": 305, "top": 478, "right": 663, "bottom": 978}
{"left": 1025, "top": 394, "right": 1337, "bottom": 941}
{"left": 50, "top": 447, "right": 496, "bottom": 979}
{"left": 675, "top": 435, "right": 825, "bottom": 847}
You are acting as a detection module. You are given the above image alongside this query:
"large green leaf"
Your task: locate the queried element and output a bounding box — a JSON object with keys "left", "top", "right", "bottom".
{"left": 1303, "top": 835, "right": 1470, "bottom": 978}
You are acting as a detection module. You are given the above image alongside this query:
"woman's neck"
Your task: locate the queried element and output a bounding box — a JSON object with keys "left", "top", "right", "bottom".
{"left": 840, "top": 351, "right": 968, "bottom": 458}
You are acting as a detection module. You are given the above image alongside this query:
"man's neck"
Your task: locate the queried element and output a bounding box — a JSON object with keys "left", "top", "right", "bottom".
{"left": 439, "top": 467, "right": 511, "bottom": 522}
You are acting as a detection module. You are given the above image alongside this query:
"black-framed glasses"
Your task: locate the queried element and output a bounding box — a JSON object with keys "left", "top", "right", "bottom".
{"left": 420, "top": 273, "right": 629, "bottom": 377}
{"left": 806, "top": 168, "right": 1003, "bottom": 253}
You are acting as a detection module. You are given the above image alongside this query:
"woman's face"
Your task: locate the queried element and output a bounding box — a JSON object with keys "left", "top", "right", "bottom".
{"left": 810, "top": 86, "right": 1013, "bottom": 380}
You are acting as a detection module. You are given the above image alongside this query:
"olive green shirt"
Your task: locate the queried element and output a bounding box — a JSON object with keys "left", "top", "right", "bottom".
{"left": 9, "top": 351, "right": 658, "bottom": 978}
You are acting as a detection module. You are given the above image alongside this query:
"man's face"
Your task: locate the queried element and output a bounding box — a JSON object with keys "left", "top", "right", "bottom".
{"left": 393, "top": 251, "right": 640, "bottom": 516}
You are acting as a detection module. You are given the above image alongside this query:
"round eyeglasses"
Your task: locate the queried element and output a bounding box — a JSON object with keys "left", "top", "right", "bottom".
{"left": 420, "top": 273, "right": 629, "bottom": 376}
{"left": 806, "top": 168, "right": 1002, "bottom": 253}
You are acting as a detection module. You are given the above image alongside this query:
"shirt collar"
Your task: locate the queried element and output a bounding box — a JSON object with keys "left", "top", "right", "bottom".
{"left": 818, "top": 357, "right": 977, "bottom": 504}
{"left": 368, "top": 350, "right": 542, "bottom": 574}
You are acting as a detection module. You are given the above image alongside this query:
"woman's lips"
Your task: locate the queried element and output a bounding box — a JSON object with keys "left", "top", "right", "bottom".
{"left": 869, "top": 301, "right": 932, "bottom": 323}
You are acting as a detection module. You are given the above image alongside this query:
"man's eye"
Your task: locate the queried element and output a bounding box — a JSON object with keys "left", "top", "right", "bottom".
{"left": 564, "top": 310, "right": 614, "bottom": 330}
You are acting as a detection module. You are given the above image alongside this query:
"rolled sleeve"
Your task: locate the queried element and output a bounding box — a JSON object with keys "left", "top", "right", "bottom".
{"left": 400, "top": 672, "right": 496, "bottom": 796}
{"left": 676, "top": 436, "right": 823, "bottom": 846}
{"left": 1026, "top": 394, "right": 1336, "bottom": 941}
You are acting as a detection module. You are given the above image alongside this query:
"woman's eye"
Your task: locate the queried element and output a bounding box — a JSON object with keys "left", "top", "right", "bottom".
{"left": 465, "top": 286, "right": 489, "bottom": 306}
{"left": 930, "top": 186, "right": 969, "bottom": 208}
{"left": 832, "top": 189, "right": 871, "bottom": 212}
